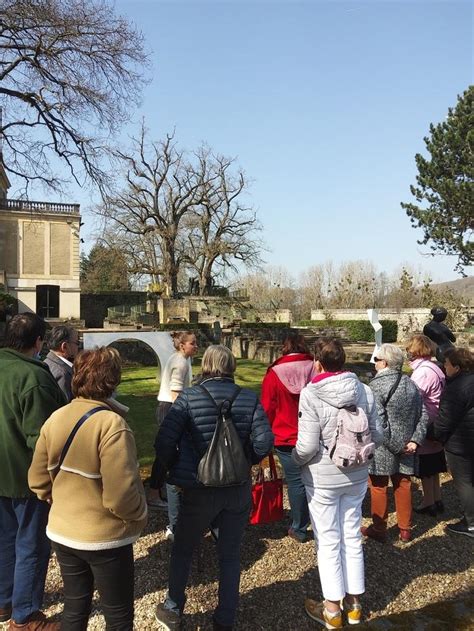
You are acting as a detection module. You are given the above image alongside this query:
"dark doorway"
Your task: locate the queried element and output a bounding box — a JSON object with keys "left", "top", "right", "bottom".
{"left": 36, "top": 285, "right": 60, "bottom": 318}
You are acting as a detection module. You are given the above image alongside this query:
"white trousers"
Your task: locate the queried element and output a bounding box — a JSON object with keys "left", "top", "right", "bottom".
{"left": 306, "top": 480, "right": 367, "bottom": 601}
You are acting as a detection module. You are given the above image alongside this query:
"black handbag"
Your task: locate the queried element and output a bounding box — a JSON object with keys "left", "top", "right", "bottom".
{"left": 196, "top": 385, "right": 250, "bottom": 487}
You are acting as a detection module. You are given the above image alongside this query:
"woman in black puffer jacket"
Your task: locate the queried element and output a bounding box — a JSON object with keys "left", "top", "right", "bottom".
{"left": 432, "top": 347, "right": 474, "bottom": 539}
{"left": 154, "top": 345, "right": 273, "bottom": 631}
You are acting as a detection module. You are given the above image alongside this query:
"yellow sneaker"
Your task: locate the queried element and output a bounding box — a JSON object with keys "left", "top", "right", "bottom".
{"left": 343, "top": 598, "right": 362, "bottom": 625}
{"left": 304, "top": 599, "right": 342, "bottom": 629}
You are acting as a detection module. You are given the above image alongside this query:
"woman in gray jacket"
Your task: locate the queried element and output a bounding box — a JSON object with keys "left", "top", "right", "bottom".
{"left": 363, "top": 344, "right": 428, "bottom": 544}
{"left": 293, "top": 338, "right": 383, "bottom": 630}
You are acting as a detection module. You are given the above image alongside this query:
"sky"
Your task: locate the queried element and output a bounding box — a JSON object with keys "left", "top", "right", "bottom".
{"left": 44, "top": 1, "right": 474, "bottom": 282}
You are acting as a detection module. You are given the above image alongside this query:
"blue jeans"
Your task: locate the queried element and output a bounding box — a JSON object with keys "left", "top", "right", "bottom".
{"left": 164, "top": 482, "right": 251, "bottom": 627}
{"left": 0, "top": 497, "right": 51, "bottom": 623}
{"left": 166, "top": 484, "right": 181, "bottom": 531}
{"left": 275, "top": 447, "right": 310, "bottom": 540}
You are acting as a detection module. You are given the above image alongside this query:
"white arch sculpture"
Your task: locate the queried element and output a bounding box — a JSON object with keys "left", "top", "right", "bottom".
{"left": 82, "top": 331, "right": 175, "bottom": 369}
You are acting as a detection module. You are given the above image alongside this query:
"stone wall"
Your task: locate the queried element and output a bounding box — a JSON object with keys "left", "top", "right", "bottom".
{"left": 310, "top": 308, "right": 432, "bottom": 341}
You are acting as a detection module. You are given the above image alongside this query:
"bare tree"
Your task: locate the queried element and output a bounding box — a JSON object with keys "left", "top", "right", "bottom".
{"left": 182, "top": 148, "right": 264, "bottom": 295}
{"left": 98, "top": 128, "right": 203, "bottom": 296}
{"left": 98, "top": 126, "right": 264, "bottom": 296}
{"left": 238, "top": 266, "right": 296, "bottom": 312}
{"left": 326, "top": 260, "right": 380, "bottom": 309}
{"left": 0, "top": 0, "right": 149, "bottom": 192}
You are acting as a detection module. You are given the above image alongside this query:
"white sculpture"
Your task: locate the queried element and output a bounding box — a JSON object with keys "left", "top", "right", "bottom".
{"left": 82, "top": 331, "right": 175, "bottom": 371}
{"left": 367, "top": 309, "right": 382, "bottom": 364}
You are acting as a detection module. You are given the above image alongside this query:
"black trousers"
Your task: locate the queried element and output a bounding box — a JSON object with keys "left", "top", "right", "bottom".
{"left": 52, "top": 542, "right": 134, "bottom": 631}
{"left": 446, "top": 451, "right": 474, "bottom": 529}
{"left": 150, "top": 401, "right": 173, "bottom": 490}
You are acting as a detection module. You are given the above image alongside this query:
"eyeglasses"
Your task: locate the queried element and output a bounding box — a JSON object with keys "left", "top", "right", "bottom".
{"left": 373, "top": 357, "right": 382, "bottom": 362}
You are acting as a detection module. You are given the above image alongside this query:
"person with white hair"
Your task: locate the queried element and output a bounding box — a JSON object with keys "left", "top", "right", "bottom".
{"left": 363, "top": 344, "right": 429, "bottom": 544}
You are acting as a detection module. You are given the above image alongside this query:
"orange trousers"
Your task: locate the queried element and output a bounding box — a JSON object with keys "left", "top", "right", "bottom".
{"left": 369, "top": 474, "right": 412, "bottom": 532}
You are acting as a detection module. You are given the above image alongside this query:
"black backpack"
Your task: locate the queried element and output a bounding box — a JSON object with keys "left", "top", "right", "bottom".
{"left": 196, "top": 385, "right": 250, "bottom": 487}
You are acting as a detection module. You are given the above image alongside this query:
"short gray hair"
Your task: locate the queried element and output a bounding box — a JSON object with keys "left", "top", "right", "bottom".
{"left": 201, "top": 345, "right": 236, "bottom": 378}
{"left": 48, "top": 325, "right": 75, "bottom": 351}
{"left": 378, "top": 343, "right": 404, "bottom": 370}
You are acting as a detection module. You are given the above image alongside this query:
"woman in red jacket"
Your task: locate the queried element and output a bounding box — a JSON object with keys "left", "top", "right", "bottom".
{"left": 261, "top": 333, "right": 315, "bottom": 542}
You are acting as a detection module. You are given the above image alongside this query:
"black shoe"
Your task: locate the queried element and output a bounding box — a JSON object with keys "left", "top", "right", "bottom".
{"left": 414, "top": 504, "right": 437, "bottom": 517}
{"left": 0, "top": 606, "right": 12, "bottom": 623}
{"left": 435, "top": 500, "right": 445, "bottom": 514}
{"left": 155, "top": 603, "right": 182, "bottom": 630}
{"left": 446, "top": 521, "right": 474, "bottom": 539}
{"left": 213, "top": 617, "right": 233, "bottom": 631}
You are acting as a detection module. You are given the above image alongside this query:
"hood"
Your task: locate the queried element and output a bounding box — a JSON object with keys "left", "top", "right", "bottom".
{"left": 306, "top": 371, "right": 363, "bottom": 408}
{"left": 271, "top": 355, "right": 315, "bottom": 394}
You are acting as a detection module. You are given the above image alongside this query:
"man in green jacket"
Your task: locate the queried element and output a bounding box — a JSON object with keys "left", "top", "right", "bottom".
{"left": 0, "top": 313, "right": 66, "bottom": 630}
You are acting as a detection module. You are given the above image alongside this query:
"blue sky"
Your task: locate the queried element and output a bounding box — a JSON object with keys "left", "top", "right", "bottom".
{"left": 80, "top": 1, "right": 472, "bottom": 281}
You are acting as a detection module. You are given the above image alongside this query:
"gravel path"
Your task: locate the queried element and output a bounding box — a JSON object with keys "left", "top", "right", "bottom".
{"left": 32, "top": 474, "right": 473, "bottom": 629}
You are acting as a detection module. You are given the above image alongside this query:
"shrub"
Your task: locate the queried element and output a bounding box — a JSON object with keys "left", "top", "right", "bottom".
{"left": 296, "top": 319, "right": 398, "bottom": 342}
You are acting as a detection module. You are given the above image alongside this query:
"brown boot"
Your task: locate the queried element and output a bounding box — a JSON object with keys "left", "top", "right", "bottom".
{"left": 0, "top": 606, "right": 12, "bottom": 623}
{"left": 9, "top": 611, "right": 60, "bottom": 631}
{"left": 361, "top": 524, "right": 386, "bottom": 543}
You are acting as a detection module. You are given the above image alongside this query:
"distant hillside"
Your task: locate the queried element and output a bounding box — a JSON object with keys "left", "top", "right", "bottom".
{"left": 431, "top": 276, "right": 474, "bottom": 302}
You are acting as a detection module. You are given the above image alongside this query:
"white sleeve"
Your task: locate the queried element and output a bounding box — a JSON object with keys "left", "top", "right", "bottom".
{"left": 169, "top": 356, "right": 189, "bottom": 392}
{"left": 292, "top": 388, "right": 321, "bottom": 466}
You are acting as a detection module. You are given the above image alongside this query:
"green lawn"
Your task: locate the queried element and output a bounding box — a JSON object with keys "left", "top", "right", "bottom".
{"left": 116, "top": 358, "right": 268, "bottom": 466}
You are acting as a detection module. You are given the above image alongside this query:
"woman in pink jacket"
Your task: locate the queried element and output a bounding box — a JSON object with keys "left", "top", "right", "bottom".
{"left": 406, "top": 335, "right": 446, "bottom": 516}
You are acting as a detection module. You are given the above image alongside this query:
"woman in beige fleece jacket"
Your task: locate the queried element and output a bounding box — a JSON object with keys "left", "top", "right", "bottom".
{"left": 29, "top": 347, "right": 147, "bottom": 631}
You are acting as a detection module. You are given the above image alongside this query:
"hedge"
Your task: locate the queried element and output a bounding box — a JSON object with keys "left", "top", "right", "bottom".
{"left": 297, "top": 320, "right": 398, "bottom": 343}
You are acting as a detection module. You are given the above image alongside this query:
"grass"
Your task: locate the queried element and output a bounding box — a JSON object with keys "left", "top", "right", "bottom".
{"left": 116, "top": 358, "right": 269, "bottom": 466}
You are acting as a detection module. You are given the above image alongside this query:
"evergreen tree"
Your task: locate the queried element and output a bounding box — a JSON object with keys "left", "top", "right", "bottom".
{"left": 401, "top": 86, "right": 473, "bottom": 274}
{"left": 80, "top": 244, "right": 130, "bottom": 293}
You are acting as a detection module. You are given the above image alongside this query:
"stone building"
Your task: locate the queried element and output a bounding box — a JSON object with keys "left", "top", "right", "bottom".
{"left": 0, "top": 164, "right": 81, "bottom": 318}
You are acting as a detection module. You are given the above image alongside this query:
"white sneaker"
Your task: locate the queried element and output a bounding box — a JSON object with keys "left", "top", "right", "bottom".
{"left": 165, "top": 525, "right": 175, "bottom": 542}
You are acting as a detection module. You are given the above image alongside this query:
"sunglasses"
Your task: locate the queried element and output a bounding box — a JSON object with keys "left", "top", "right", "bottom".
{"left": 373, "top": 357, "right": 383, "bottom": 362}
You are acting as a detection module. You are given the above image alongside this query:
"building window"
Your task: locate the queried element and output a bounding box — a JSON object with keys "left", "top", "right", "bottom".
{"left": 36, "top": 285, "right": 59, "bottom": 318}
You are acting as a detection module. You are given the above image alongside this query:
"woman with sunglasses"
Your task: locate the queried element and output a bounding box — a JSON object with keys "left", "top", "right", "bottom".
{"left": 363, "top": 344, "right": 428, "bottom": 544}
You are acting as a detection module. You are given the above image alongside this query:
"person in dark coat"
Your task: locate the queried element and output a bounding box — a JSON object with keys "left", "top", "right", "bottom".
{"left": 423, "top": 306, "right": 456, "bottom": 362}
{"left": 154, "top": 345, "right": 273, "bottom": 631}
{"left": 432, "top": 347, "right": 474, "bottom": 538}
{"left": 43, "top": 325, "right": 80, "bottom": 402}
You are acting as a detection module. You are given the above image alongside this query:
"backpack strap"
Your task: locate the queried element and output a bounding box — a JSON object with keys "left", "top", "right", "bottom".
{"left": 55, "top": 406, "right": 109, "bottom": 473}
{"left": 198, "top": 384, "right": 242, "bottom": 416}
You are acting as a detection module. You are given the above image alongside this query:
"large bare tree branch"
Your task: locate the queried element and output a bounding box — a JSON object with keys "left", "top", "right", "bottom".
{"left": 0, "top": 0, "right": 149, "bottom": 193}
{"left": 96, "top": 126, "right": 265, "bottom": 297}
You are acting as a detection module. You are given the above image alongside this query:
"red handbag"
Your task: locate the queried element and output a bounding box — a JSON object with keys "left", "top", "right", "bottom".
{"left": 249, "top": 452, "right": 284, "bottom": 525}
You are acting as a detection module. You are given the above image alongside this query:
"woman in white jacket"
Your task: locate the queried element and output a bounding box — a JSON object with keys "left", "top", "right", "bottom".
{"left": 292, "top": 338, "right": 383, "bottom": 629}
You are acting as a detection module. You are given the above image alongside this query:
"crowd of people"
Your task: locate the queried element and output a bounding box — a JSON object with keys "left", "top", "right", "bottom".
{"left": 0, "top": 311, "right": 472, "bottom": 631}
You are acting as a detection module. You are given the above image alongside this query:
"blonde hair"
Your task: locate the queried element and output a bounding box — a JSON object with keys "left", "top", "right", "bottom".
{"left": 201, "top": 345, "right": 236, "bottom": 378}
{"left": 171, "top": 330, "right": 195, "bottom": 351}
{"left": 72, "top": 347, "right": 121, "bottom": 399}
{"left": 406, "top": 334, "right": 435, "bottom": 359}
